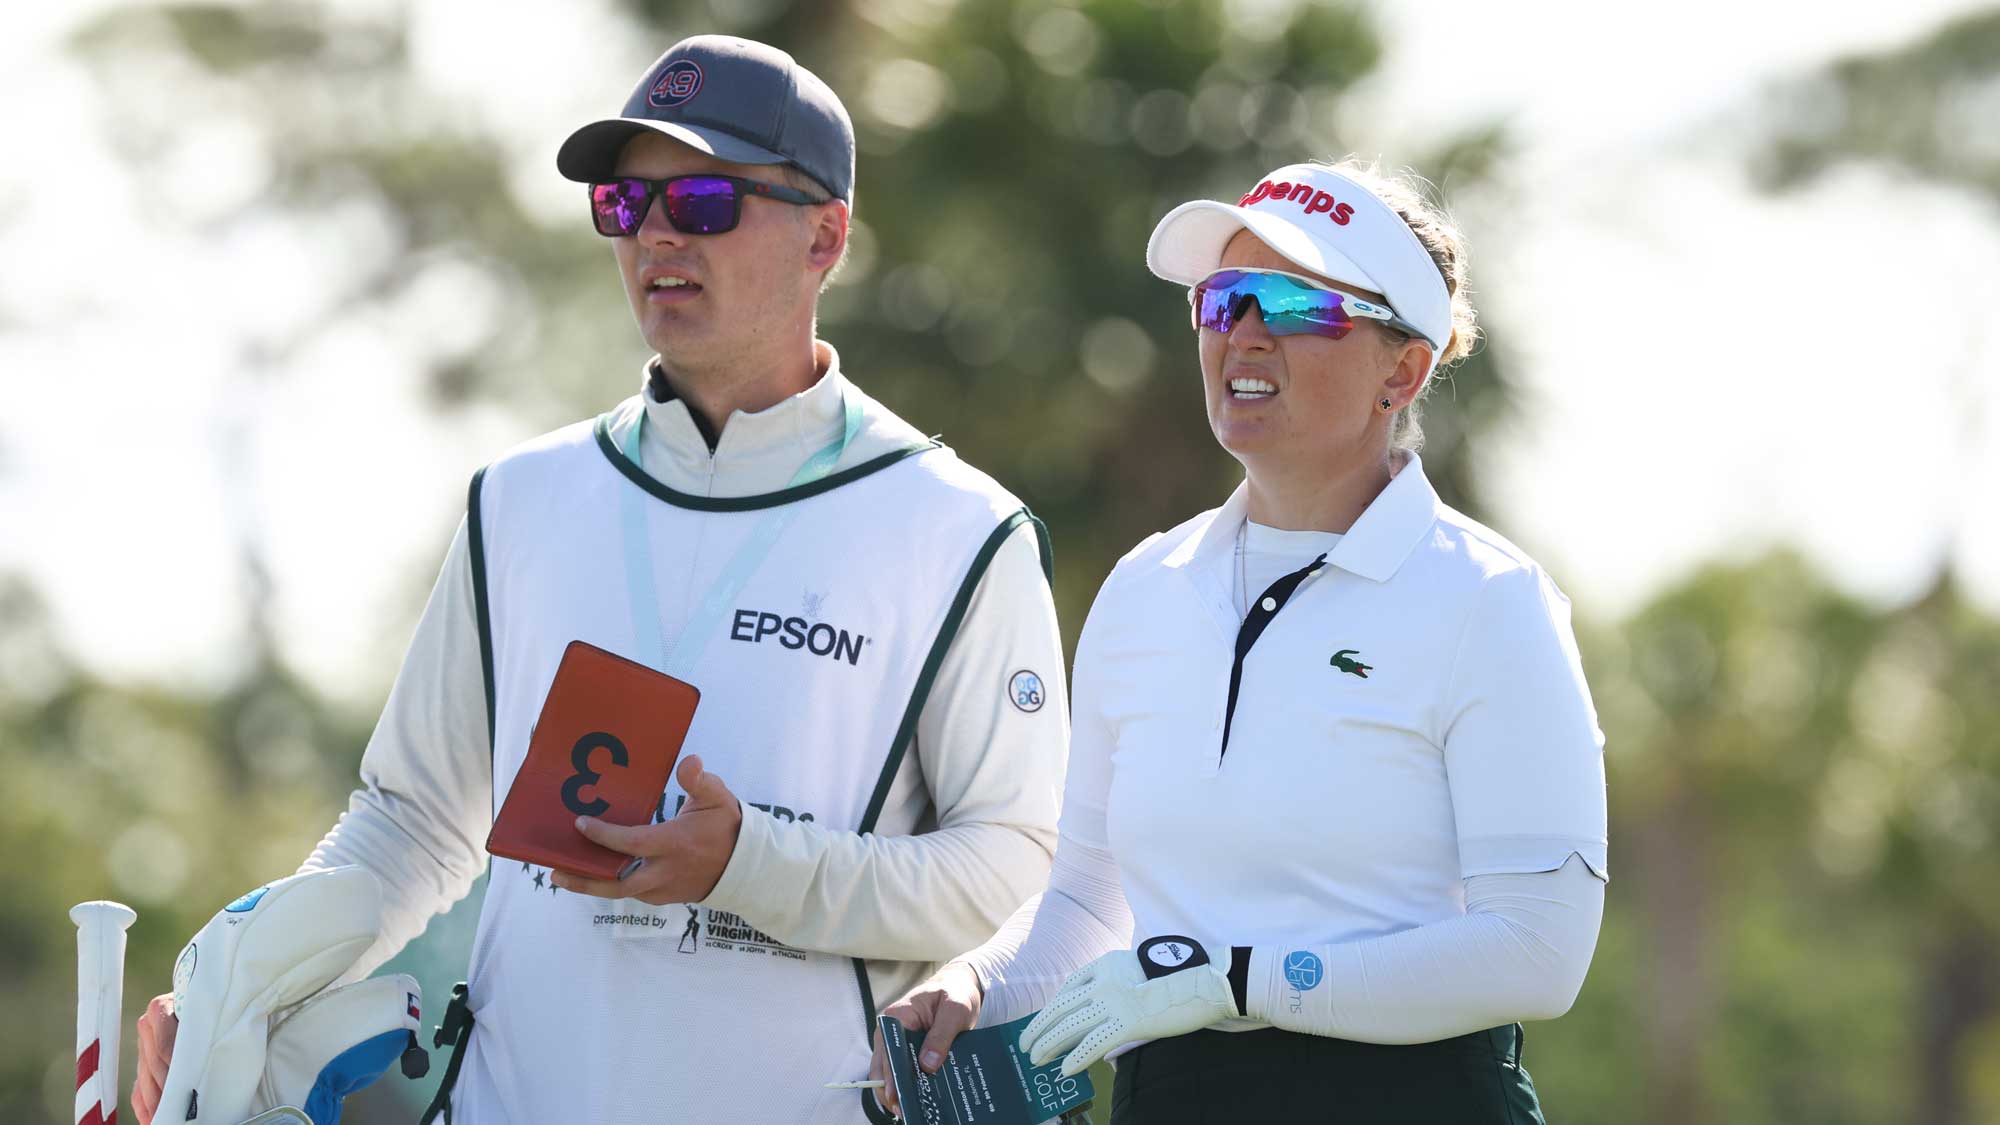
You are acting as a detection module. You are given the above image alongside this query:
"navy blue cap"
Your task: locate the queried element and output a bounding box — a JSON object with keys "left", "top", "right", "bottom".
{"left": 557, "top": 35, "right": 854, "bottom": 201}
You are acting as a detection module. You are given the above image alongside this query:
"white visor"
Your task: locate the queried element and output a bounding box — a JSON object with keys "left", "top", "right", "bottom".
{"left": 1146, "top": 163, "right": 1453, "bottom": 355}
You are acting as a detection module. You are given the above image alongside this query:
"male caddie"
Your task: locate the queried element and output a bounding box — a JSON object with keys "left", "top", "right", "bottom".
{"left": 133, "top": 35, "right": 1067, "bottom": 1125}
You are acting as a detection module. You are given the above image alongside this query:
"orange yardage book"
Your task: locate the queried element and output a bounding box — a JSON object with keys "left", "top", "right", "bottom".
{"left": 486, "top": 640, "right": 701, "bottom": 880}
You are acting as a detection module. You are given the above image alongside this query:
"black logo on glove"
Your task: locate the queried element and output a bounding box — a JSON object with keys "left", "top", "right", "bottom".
{"left": 1138, "top": 935, "right": 1211, "bottom": 980}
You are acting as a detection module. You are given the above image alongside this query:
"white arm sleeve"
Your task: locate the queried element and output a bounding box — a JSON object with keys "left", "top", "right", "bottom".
{"left": 297, "top": 519, "right": 493, "bottom": 981}
{"left": 700, "top": 521, "right": 1068, "bottom": 962}
{"left": 1246, "top": 854, "right": 1604, "bottom": 1043}
{"left": 957, "top": 582, "right": 1135, "bottom": 1026}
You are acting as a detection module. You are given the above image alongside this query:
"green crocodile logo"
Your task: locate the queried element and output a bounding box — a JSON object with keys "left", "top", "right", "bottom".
{"left": 1330, "top": 649, "right": 1372, "bottom": 678}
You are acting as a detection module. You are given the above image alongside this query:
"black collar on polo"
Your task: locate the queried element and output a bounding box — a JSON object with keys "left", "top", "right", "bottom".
{"left": 1221, "top": 551, "right": 1330, "bottom": 761}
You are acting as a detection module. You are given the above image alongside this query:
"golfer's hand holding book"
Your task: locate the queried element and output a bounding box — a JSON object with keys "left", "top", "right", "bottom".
{"left": 863, "top": 936, "right": 1236, "bottom": 1121}
{"left": 864, "top": 962, "right": 1094, "bottom": 1123}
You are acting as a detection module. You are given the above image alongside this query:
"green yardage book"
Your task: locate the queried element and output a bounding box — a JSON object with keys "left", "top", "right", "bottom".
{"left": 878, "top": 1013, "right": 1094, "bottom": 1125}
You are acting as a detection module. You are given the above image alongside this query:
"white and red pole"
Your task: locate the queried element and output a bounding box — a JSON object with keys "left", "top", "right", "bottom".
{"left": 70, "top": 901, "right": 137, "bottom": 1125}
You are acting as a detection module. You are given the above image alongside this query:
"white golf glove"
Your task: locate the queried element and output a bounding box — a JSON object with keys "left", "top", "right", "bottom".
{"left": 1019, "top": 936, "right": 1240, "bottom": 1076}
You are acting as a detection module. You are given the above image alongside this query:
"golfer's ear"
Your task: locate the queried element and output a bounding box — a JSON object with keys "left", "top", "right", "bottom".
{"left": 1381, "top": 336, "right": 1431, "bottom": 405}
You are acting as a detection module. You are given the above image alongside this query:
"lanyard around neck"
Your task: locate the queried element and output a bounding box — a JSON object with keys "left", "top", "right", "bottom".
{"left": 617, "top": 391, "right": 862, "bottom": 681}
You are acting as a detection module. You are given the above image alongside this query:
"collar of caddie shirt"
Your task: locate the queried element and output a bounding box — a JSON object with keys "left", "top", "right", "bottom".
{"left": 635, "top": 339, "right": 850, "bottom": 494}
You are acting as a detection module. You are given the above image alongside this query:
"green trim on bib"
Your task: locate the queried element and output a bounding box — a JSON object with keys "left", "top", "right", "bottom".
{"left": 858, "top": 508, "right": 1048, "bottom": 831}
{"left": 592, "top": 413, "right": 938, "bottom": 511}
{"left": 1027, "top": 511, "right": 1054, "bottom": 583}
{"left": 467, "top": 467, "right": 496, "bottom": 756}
{"left": 847, "top": 507, "right": 1051, "bottom": 1125}
{"left": 851, "top": 961, "right": 895, "bottom": 1125}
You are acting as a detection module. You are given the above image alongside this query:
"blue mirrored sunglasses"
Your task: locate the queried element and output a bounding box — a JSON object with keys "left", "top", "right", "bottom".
{"left": 1190, "top": 268, "right": 1421, "bottom": 341}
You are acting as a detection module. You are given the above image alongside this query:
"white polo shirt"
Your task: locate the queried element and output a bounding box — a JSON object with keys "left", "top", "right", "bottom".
{"left": 1077, "top": 453, "right": 1605, "bottom": 958}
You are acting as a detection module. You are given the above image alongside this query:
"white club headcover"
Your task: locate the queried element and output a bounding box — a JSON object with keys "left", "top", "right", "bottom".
{"left": 256, "top": 974, "right": 424, "bottom": 1125}
{"left": 160, "top": 867, "right": 382, "bottom": 1123}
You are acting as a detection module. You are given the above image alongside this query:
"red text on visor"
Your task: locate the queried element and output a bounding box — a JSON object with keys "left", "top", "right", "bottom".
{"left": 1237, "top": 180, "right": 1357, "bottom": 226}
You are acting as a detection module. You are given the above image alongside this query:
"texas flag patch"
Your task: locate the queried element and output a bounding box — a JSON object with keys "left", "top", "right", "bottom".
{"left": 407, "top": 992, "right": 421, "bottom": 1021}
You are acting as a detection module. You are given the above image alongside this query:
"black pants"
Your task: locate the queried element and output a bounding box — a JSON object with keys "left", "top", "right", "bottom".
{"left": 1107, "top": 1024, "right": 1545, "bottom": 1125}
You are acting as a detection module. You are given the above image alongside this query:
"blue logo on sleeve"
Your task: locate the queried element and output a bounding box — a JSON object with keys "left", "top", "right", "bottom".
{"left": 1283, "top": 950, "right": 1324, "bottom": 992}
{"left": 224, "top": 885, "right": 272, "bottom": 913}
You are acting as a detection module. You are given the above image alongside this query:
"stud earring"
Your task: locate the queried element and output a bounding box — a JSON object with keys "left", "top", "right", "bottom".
{"left": 1379, "top": 397, "right": 1394, "bottom": 412}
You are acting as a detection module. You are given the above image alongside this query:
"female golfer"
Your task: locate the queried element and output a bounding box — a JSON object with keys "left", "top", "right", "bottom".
{"left": 870, "top": 160, "right": 1607, "bottom": 1123}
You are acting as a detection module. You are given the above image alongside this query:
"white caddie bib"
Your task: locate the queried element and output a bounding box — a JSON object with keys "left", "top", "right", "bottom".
{"left": 450, "top": 398, "right": 1043, "bottom": 1125}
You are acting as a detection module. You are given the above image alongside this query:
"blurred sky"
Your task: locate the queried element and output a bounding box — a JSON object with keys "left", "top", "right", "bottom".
{"left": 2, "top": 0, "right": 1996, "bottom": 703}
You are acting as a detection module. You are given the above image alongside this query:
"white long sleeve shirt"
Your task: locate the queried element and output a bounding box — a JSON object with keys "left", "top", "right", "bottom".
{"left": 301, "top": 343, "right": 1068, "bottom": 1018}
{"left": 963, "top": 460, "right": 1606, "bottom": 1046}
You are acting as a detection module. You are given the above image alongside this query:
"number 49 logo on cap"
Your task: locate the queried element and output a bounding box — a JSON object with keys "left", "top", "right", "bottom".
{"left": 649, "top": 60, "right": 704, "bottom": 108}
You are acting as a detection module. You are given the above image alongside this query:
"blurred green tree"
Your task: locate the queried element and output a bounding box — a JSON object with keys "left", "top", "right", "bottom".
{"left": 1532, "top": 555, "right": 2000, "bottom": 1125}
{"left": 0, "top": 578, "right": 379, "bottom": 1122}
{"left": 1751, "top": 16, "right": 2000, "bottom": 1122}
{"left": 64, "top": 0, "right": 1523, "bottom": 643}
{"left": 1755, "top": 7, "right": 2000, "bottom": 203}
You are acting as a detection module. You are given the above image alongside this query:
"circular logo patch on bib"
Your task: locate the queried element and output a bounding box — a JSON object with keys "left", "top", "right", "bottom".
{"left": 1008, "top": 670, "right": 1045, "bottom": 713}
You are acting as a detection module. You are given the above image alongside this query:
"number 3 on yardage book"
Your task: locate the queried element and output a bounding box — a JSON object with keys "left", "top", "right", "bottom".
{"left": 560, "top": 731, "right": 628, "bottom": 817}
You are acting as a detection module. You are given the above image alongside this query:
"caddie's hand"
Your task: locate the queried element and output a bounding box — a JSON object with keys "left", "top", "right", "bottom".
{"left": 1020, "top": 937, "right": 1237, "bottom": 1077}
{"left": 132, "top": 992, "right": 177, "bottom": 1125}
{"left": 868, "top": 961, "right": 985, "bottom": 1118}
{"left": 553, "top": 755, "right": 743, "bottom": 904}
